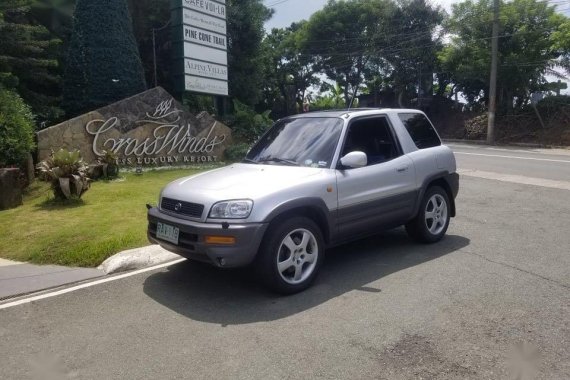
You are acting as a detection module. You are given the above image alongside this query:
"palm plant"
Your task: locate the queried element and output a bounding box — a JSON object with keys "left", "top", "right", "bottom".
{"left": 37, "top": 149, "right": 90, "bottom": 200}
{"left": 97, "top": 150, "right": 119, "bottom": 178}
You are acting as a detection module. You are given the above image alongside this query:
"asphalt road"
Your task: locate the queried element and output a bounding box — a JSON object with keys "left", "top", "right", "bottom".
{"left": 450, "top": 143, "right": 570, "bottom": 182}
{"left": 1, "top": 144, "right": 569, "bottom": 380}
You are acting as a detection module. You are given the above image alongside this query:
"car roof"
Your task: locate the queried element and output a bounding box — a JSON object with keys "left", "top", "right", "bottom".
{"left": 285, "top": 108, "right": 424, "bottom": 120}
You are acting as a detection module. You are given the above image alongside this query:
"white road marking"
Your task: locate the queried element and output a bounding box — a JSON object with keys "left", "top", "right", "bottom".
{"left": 447, "top": 144, "right": 570, "bottom": 156}
{"left": 0, "top": 258, "right": 187, "bottom": 310}
{"left": 448, "top": 144, "right": 544, "bottom": 155}
{"left": 458, "top": 169, "right": 570, "bottom": 190}
{"left": 454, "top": 151, "right": 570, "bottom": 164}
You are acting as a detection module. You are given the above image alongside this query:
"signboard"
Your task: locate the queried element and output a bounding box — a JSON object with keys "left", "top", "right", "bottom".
{"left": 183, "top": 25, "right": 227, "bottom": 50}
{"left": 185, "top": 58, "right": 228, "bottom": 81}
{"left": 183, "top": 8, "right": 226, "bottom": 35}
{"left": 185, "top": 76, "right": 228, "bottom": 96}
{"left": 36, "top": 87, "right": 233, "bottom": 166}
{"left": 182, "top": 0, "right": 226, "bottom": 19}
{"left": 173, "top": 0, "right": 228, "bottom": 96}
{"left": 183, "top": 42, "right": 227, "bottom": 65}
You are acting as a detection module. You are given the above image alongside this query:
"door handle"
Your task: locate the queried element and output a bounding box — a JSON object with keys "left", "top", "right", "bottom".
{"left": 397, "top": 166, "right": 409, "bottom": 173}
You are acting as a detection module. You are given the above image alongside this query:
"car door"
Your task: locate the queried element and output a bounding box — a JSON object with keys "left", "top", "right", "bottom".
{"left": 335, "top": 116, "right": 417, "bottom": 241}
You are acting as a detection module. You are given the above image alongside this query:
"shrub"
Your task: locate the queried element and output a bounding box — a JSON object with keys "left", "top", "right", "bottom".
{"left": 224, "top": 143, "right": 251, "bottom": 162}
{"left": 536, "top": 95, "right": 570, "bottom": 109}
{"left": 535, "top": 95, "right": 570, "bottom": 120}
{"left": 226, "top": 100, "right": 273, "bottom": 143}
{"left": 97, "top": 150, "right": 119, "bottom": 178}
{"left": 0, "top": 89, "right": 36, "bottom": 168}
{"left": 37, "top": 149, "right": 90, "bottom": 200}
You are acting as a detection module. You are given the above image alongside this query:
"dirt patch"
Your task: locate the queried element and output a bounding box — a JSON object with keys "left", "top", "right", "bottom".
{"left": 427, "top": 96, "right": 570, "bottom": 147}
{"left": 375, "top": 334, "right": 478, "bottom": 380}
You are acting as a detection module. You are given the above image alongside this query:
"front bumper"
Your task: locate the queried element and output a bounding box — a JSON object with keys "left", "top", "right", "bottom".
{"left": 147, "top": 207, "right": 268, "bottom": 267}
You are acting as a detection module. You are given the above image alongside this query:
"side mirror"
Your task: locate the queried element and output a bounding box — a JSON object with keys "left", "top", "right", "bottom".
{"left": 339, "top": 151, "right": 367, "bottom": 169}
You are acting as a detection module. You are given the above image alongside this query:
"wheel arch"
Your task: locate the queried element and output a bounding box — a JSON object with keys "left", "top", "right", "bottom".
{"left": 262, "top": 198, "right": 334, "bottom": 245}
{"left": 414, "top": 172, "right": 457, "bottom": 218}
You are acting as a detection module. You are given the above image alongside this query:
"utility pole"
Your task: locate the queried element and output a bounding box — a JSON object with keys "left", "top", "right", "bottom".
{"left": 487, "top": 0, "right": 500, "bottom": 144}
{"left": 418, "top": 65, "right": 422, "bottom": 108}
{"left": 152, "top": 20, "right": 171, "bottom": 88}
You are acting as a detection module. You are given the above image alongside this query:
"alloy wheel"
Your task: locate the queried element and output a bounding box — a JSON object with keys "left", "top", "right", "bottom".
{"left": 424, "top": 194, "right": 448, "bottom": 235}
{"left": 276, "top": 228, "right": 319, "bottom": 285}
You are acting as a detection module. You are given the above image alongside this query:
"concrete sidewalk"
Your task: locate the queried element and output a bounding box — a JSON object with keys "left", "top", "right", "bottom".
{"left": 0, "top": 245, "right": 179, "bottom": 300}
{"left": 0, "top": 259, "right": 104, "bottom": 300}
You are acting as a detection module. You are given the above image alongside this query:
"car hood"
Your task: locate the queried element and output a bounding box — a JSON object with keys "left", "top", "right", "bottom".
{"left": 162, "top": 163, "right": 326, "bottom": 201}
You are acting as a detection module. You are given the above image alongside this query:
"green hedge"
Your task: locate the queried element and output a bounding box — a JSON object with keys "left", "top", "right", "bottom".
{"left": 0, "top": 89, "right": 36, "bottom": 167}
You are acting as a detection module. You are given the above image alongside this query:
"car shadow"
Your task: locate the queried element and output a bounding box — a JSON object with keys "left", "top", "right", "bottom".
{"left": 143, "top": 229, "right": 470, "bottom": 325}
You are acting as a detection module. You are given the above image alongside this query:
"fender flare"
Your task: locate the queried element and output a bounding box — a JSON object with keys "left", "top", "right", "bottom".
{"left": 413, "top": 172, "right": 458, "bottom": 218}
{"left": 262, "top": 197, "right": 335, "bottom": 244}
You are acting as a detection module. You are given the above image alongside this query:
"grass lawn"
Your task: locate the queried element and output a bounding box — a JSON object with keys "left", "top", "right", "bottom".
{"left": 0, "top": 168, "right": 204, "bottom": 267}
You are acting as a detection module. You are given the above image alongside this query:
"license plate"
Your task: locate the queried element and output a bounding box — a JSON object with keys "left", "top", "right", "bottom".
{"left": 156, "top": 222, "right": 179, "bottom": 245}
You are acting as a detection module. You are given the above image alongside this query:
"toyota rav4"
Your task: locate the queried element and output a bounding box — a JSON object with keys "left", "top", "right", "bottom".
{"left": 148, "top": 109, "right": 459, "bottom": 293}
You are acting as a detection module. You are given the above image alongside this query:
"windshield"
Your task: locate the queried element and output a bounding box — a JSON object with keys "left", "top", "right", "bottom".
{"left": 245, "top": 117, "right": 344, "bottom": 168}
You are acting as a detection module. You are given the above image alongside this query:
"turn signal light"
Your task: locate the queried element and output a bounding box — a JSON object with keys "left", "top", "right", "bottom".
{"left": 205, "top": 236, "right": 236, "bottom": 245}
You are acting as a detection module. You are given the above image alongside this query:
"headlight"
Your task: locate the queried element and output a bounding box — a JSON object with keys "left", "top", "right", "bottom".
{"left": 209, "top": 200, "right": 253, "bottom": 219}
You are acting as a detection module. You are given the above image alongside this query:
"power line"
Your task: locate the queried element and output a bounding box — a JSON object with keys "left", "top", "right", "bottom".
{"left": 265, "top": 0, "right": 294, "bottom": 7}
{"left": 294, "top": 27, "right": 562, "bottom": 58}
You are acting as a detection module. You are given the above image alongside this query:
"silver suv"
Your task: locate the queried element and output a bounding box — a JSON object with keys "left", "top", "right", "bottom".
{"left": 148, "top": 109, "right": 459, "bottom": 293}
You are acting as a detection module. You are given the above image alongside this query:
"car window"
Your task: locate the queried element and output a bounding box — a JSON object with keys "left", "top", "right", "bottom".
{"left": 246, "top": 117, "right": 344, "bottom": 168}
{"left": 398, "top": 113, "right": 441, "bottom": 149}
{"left": 341, "top": 116, "right": 400, "bottom": 166}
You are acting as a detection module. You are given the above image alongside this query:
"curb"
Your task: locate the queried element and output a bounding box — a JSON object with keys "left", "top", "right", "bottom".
{"left": 98, "top": 245, "right": 181, "bottom": 275}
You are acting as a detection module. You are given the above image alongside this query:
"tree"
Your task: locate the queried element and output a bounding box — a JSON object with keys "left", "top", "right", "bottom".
{"left": 63, "top": 0, "right": 147, "bottom": 116}
{"left": 0, "top": 0, "right": 63, "bottom": 125}
{"left": 0, "top": 88, "right": 35, "bottom": 167}
{"left": 439, "top": 0, "right": 569, "bottom": 112}
{"left": 380, "top": 0, "right": 445, "bottom": 106}
{"left": 227, "top": 0, "right": 273, "bottom": 107}
{"left": 261, "top": 22, "right": 320, "bottom": 117}
{"left": 304, "top": 0, "right": 383, "bottom": 106}
{"left": 127, "top": 0, "right": 172, "bottom": 91}
{"left": 311, "top": 82, "right": 348, "bottom": 110}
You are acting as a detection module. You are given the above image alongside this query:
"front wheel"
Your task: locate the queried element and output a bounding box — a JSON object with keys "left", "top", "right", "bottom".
{"left": 406, "top": 186, "right": 450, "bottom": 243}
{"left": 256, "top": 217, "right": 324, "bottom": 294}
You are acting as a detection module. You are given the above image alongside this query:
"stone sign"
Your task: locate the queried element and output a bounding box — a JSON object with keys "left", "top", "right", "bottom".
{"left": 37, "top": 87, "right": 233, "bottom": 166}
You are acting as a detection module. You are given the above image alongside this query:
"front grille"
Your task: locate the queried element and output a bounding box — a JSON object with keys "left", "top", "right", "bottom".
{"left": 161, "top": 197, "right": 204, "bottom": 218}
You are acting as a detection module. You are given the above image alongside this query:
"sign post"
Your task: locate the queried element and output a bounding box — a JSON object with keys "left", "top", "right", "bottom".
{"left": 171, "top": 0, "right": 229, "bottom": 97}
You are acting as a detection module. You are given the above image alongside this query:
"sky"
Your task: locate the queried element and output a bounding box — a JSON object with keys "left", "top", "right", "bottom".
{"left": 264, "top": 0, "right": 459, "bottom": 30}
{"left": 263, "top": 0, "right": 570, "bottom": 30}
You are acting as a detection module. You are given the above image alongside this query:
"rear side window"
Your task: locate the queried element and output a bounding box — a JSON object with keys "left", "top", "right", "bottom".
{"left": 398, "top": 113, "right": 441, "bottom": 149}
{"left": 342, "top": 116, "right": 401, "bottom": 166}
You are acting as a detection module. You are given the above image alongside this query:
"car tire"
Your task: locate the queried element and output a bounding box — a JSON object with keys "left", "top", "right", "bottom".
{"left": 406, "top": 185, "right": 450, "bottom": 243}
{"left": 255, "top": 216, "right": 325, "bottom": 294}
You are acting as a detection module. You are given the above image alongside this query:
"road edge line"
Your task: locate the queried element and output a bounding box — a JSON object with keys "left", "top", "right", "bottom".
{"left": 0, "top": 258, "right": 187, "bottom": 310}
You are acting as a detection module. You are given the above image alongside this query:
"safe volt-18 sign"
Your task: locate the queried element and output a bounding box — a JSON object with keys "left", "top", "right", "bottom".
{"left": 171, "top": 0, "right": 228, "bottom": 96}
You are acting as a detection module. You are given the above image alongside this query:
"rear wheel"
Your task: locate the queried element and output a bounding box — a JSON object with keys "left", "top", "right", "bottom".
{"left": 406, "top": 186, "right": 450, "bottom": 243}
{"left": 256, "top": 216, "right": 324, "bottom": 294}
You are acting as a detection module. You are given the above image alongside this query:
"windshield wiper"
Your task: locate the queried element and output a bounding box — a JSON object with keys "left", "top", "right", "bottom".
{"left": 257, "top": 157, "right": 300, "bottom": 166}
{"left": 242, "top": 158, "right": 258, "bottom": 164}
